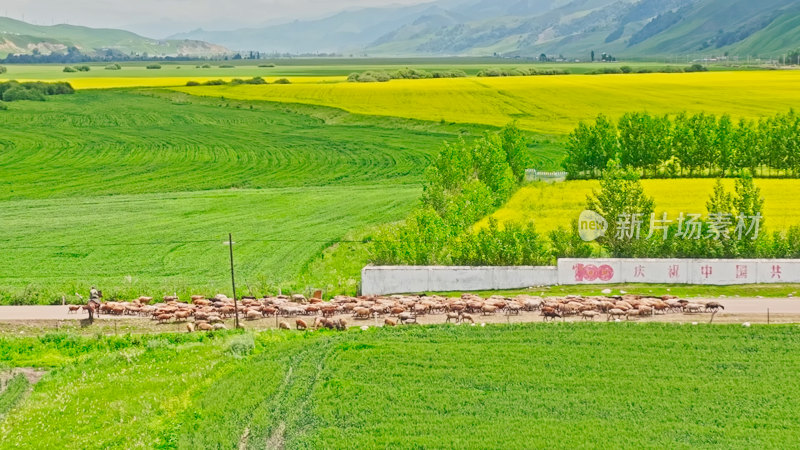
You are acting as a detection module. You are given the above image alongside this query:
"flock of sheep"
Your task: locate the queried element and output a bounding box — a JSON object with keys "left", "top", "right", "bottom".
{"left": 68, "top": 292, "right": 725, "bottom": 329}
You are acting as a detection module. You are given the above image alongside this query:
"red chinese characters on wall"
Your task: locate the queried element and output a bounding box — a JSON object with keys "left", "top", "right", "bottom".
{"left": 573, "top": 263, "right": 615, "bottom": 282}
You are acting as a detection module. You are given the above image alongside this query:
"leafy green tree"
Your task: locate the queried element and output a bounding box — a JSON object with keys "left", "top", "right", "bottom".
{"left": 715, "top": 114, "right": 734, "bottom": 175}
{"left": 500, "top": 123, "right": 531, "bottom": 183}
{"left": 586, "top": 161, "right": 654, "bottom": 256}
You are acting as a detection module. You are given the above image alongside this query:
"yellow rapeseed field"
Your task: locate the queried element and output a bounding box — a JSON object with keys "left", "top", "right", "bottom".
{"left": 172, "top": 71, "right": 800, "bottom": 134}
{"left": 482, "top": 179, "right": 800, "bottom": 232}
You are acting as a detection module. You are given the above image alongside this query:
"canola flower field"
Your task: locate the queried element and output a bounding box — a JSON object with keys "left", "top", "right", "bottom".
{"left": 173, "top": 70, "right": 800, "bottom": 133}
{"left": 482, "top": 179, "right": 800, "bottom": 232}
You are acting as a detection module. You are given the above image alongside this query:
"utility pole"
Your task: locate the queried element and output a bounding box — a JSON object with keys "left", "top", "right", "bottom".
{"left": 226, "top": 233, "right": 240, "bottom": 329}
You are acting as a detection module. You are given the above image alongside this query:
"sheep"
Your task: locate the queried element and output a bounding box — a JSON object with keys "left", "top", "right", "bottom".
{"left": 213, "top": 323, "right": 227, "bottom": 330}
{"left": 196, "top": 321, "right": 213, "bottom": 331}
{"left": 460, "top": 314, "right": 475, "bottom": 324}
{"left": 156, "top": 313, "right": 173, "bottom": 324}
{"left": 684, "top": 303, "right": 705, "bottom": 313}
{"left": 581, "top": 310, "right": 600, "bottom": 321}
{"left": 174, "top": 310, "right": 192, "bottom": 322}
{"left": 245, "top": 310, "right": 261, "bottom": 321}
{"left": 68, "top": 305, "right": 81, "bottom": 314}
{"left": 296, "top": 319, "right": 308, "bottom": 330}
{"left": 541, "top": 310, "right": 561, "bottom": 322}
{"left": 607, "top": 308, "right": 626, "bottom": 321}
{"left": 481, "top": 304, "right": 497, "bottom": 316}
{"left": 279, "top": 321, "right": 291, "bottom": 330}
{"left": 445, "top": 312, "right": 460, "bottom": 323}
{"left": 186, "top": 323, "right": 195, "bottom": 333}
{"left": 384, "top": 318, "right": 397, "bottom": 327}
{"left": 705, "top": 301, "right": 725, "bottom": 312}
{"left": 335, "top": 318, "right": 348, "bottom": 331}
{"left": 352, "top": 307, "right": 372, "bottom": 320}
{"left": 398, "top": 312, "right": 417, "bottom": 324}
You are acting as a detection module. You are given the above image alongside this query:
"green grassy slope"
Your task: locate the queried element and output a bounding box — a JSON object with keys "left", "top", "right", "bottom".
{"left": 0, "top": 17, "right": 225, "bottom": 57}
{"left": 1, "top": 324, "right": 799, "bottom": 448}
{"left": 0, "top": 89, "right": 474, "bottom": 303}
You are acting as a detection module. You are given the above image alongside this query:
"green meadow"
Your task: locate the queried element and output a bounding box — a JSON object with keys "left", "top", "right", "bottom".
{"left": 1, "top": 324, "right": 799, "bottom": 448}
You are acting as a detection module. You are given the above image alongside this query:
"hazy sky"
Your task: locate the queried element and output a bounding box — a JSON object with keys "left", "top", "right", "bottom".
{"left": 3, "top": 0, "right": 433, "bottom": 37}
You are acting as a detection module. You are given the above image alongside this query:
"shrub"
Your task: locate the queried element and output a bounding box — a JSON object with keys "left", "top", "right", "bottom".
{"left": 244, "top": 76, "right": 266, "bottom": 85}
{"left": 219, "top": 65, "right": 235, "bottom": 68}
{"left": 229, "top": 78, "right": 245, "bottom": 85}
{"left": 146, "top": 64, "right": 161, "bottom": 69}
{"left": 74, "top": 65, "right": 91, "bottom": 72}
{"left": 0, "top": 101, "right": 7, "bottom": 111}
{"left": 273, "top": 78, "right": 291, "bottom": 84}
{"left": 2, "top": 86, "right": 46, "bottom": 102}
{"left": 185, "top": 81, "right": 200, "bottom": 86}
{"left": 62, "top": 66, "right": 77, "bottom": 73}
{"left": 620, "top": 66, "right": 633, "bottom": 73}
{"left": 227, "top": 334, "right": 255, "bottom": 357}
{"left": 686, "top": 63, "right": 709, "bottom": 72}
{"left": 105, "top": 63, "right": 121, "bottom": 70}
{"left": 0, "top": 65, "right": 6, "bottom": 74}
{"left": 258, "top": 63, "right": 276, "bottom": 67}
{"left": 202, "top": 79, "right": 226, "bottom": 86}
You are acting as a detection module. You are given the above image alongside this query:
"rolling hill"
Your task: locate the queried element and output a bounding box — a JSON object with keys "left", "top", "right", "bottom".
{"left": 0, "top": 17, "right": 228, "bottom": 58}
{"left": 172, "top": 0, "right": 800, "bottom": 59}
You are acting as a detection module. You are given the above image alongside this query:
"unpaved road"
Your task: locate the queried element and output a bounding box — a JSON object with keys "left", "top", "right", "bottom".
{"left": 2, "top": 298, "right": 800, "bottom": 325}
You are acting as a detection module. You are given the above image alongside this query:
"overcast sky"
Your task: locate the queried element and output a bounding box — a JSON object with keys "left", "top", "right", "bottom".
{"left": 3, "top": 0, "right": 433, "bottom": 38}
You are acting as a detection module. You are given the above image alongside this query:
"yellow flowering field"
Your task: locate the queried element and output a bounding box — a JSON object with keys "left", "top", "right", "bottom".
{"left": 172, "top": 71, "right": 800, "bottom": 134}
{"left": 482, "top": 178, "right": 800, "bottom": 232}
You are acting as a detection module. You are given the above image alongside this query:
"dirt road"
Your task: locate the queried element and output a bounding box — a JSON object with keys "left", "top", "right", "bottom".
{"left": 1, "top": 297, "right": 799, "bottom": 326}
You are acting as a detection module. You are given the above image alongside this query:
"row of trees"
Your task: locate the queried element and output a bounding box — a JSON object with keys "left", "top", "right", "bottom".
{"left": 347, "top": 68, "right": 467, "bottom": 83}
{"left": 587, "top": 164, "right": 800, "bottom": 259}
{"left": 564, "top": 111, "right": 800, "bottom": 178}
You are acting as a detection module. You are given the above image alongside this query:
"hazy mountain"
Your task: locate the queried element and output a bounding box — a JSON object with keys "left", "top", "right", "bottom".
{"left": 0, "top": 17, "right": 228, "bottom": 58}
{"left": 171, "top": 0, "right": 800, "bottom": 58}
{"left": 366, "top": 0, "right": 800, "bottom": 58}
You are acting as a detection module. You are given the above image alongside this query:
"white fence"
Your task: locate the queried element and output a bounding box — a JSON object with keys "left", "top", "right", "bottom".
{"left": 525, "top": 169, "right": 567, "bottom": 183}
{"left": 361, "top": 259, "right": 800, "bottom": 295}
{"left": 361, "top": 265, "right": 558, "bottom": 295}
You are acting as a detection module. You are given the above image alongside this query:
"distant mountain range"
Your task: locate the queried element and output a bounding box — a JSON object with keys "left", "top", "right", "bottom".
{"left": 0, "top": 17, "right": 227, "bottom": 58}
{"left": 173, "top": 0, "right": 800, "bottom": 58}
{"left": 4, "top": 0, "right": 799, "bottom": 60}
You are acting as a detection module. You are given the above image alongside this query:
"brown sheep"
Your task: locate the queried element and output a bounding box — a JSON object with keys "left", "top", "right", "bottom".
{"left": 352, "top": 307, "right": 372, "bottom": 320}
{"left": 481, "top": 304, "right": 497, "bottom": 316}
{"left": 398, "top": 312, "right": 417, "bottom": 324}
{"left": 186, "top": 323, "right": 195, "bottom": 333}
{"left": 156, "top": 313, "right": 173, "bottom": 324}
{"left": 460, "top": 314, "right": 475, "bottom": 324}
{"left": 296, "top": 319, "right": 308, "bottom": 330}
{"left": 245, "top": 310, "right": 261, "bottom": 321}
{"left": 607, "top": 308, "right": 626, "bottom": 321}
{"left": 581, "top": 310, "right": 600, "bottom": 321}
{"left": 335, "top": 318, "right": 348, "bottom": 331}
{"left": 445, "top": 312, "right": 460, "bottom": 323}
{"left": 542, "top": 310, "right": 561, "bottom": 321}
{"left": 384, "top": 318, "right": 397, "bottom": 327}
{"left": 196, "top": 321, "right": 213, "bottom": 331}
{"left": 705, "top": 302, "right": 725, "bottom": 312}
{"left": 68, "top": 305, "right": 81, "bottom": 314}
{"left": 279, "top": 321, "right": 291, "bottom": 330}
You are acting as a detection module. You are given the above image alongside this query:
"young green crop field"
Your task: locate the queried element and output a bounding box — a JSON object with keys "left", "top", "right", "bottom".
{"left": 0, "top": 89, "right": 509, "bottom": 304}
{"left": 483, "top": 178, "right": 800, "bottom": 232}
{"left": 1, "top": 324, "right": 799, "bottom": 449}
{"left": 172, "top": 70, "right": 800, "bottom": 133}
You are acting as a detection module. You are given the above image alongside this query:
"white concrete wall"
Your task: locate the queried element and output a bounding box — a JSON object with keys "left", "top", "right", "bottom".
{"left": 362, "top": 259, "right": 800, "bottom": 295}
{"left": 558, "top": 259, "right": 800, "bottom": 285}
{"left": 361, "top": 265, "right": 558, "bottom": 295}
